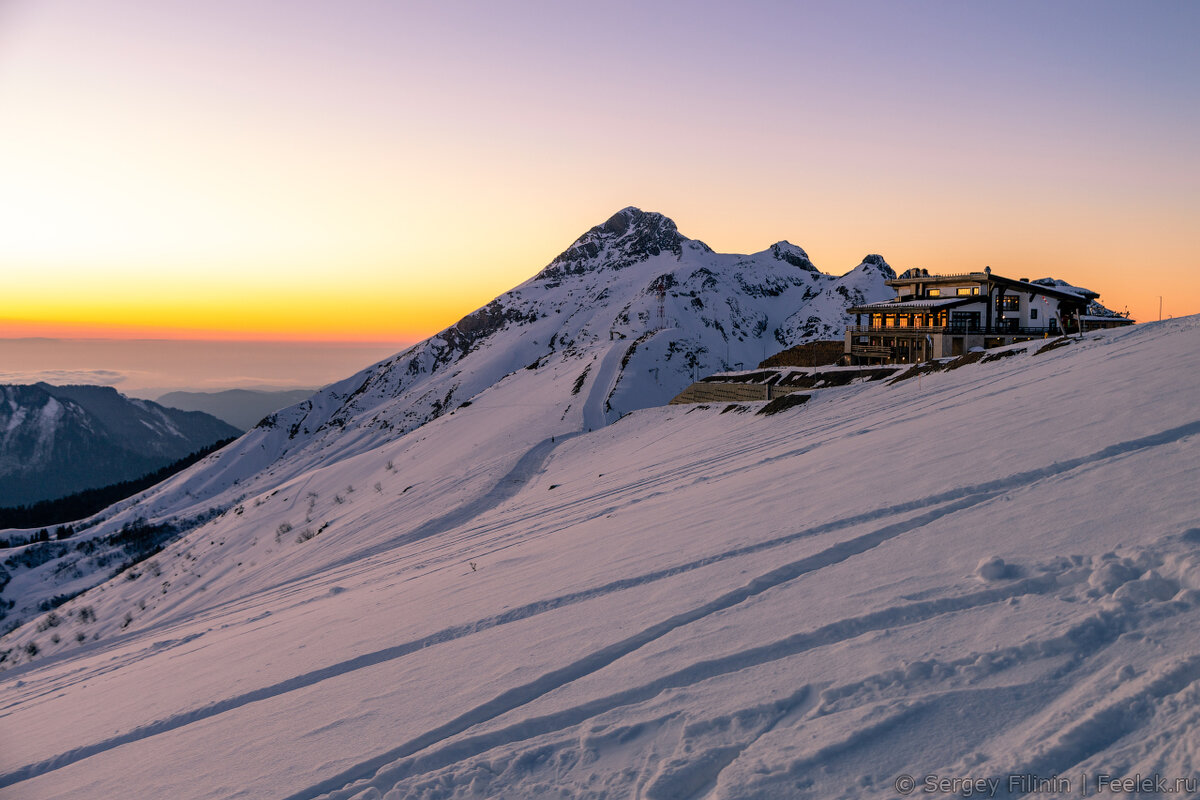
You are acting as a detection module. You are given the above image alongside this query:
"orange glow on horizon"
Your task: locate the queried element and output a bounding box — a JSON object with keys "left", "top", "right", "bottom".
{"left": 1, "top": 2, "right": 1196, "bottom": 343}
{"left": 0, "top": 316, "right": 415, "bottom": 344}
{"left": 1, "top": 266, "right": 517, "bottom": 343}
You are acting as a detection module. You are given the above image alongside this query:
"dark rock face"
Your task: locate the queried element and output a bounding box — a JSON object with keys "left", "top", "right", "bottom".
{"left": 0, "top": 384, "right": 239, "bottom": 506}
{"left": 770, "top": 242, "right": 819, "bottom": 273}
{"left": 859, "top": 254, "right": 897, "bottom": 279}
{"left": 441, "top": 301, "right": 539, "bottom": 356}
{"left": 537, "top": 207, "right": 685, "bottom": 280}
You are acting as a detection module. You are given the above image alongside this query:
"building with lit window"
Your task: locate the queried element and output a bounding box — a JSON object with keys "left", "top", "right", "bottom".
{"left": 844, "top": 267, "right": 1133, "bottom": 364}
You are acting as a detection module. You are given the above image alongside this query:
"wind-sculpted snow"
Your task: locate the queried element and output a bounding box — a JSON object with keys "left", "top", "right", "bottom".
{"left": 1, "top": 316, "right": 1198, "bottom": 800}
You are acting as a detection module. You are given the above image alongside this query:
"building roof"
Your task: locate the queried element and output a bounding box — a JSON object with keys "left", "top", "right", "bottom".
{"left": 1030, "top": 278, "right": 1100, "bottom": 301}
{"left": 890, "top": 269, "right": 988, "bottom": 286}
{"left": 994, "top": 276, "right": 1094, "bottom": 303}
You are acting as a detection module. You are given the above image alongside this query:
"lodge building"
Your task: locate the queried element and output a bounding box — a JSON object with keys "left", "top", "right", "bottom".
{"left": 845, "top": 268, "right": 1133, "bottom": 365}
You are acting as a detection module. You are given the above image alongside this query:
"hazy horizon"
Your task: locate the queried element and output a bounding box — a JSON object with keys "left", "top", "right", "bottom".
{"left": 0, "top": 337, "right": 410, "bottom": 398}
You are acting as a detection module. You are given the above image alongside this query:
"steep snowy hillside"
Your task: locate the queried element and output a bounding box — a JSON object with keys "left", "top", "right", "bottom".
{"left": 0, "top": 208, "right": 893, "bottom": 627}
{"left": 239, "top": 207, "right": 893, "bottom": 468}
{"left": 0, "top": 384, "right": 238, "bottom": 506}
{"left": 0, "top": 317, "right": 1196, "bottom": 800}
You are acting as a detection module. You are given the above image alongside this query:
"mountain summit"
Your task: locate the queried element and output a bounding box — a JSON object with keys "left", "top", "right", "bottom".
{"left": 537, "top": 207, "right": 689, "bottom": 280}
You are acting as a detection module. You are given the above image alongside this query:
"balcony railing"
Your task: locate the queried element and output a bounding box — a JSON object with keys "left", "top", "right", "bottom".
{"left": 849, "top": 344, "right": 893, "bottom": 357}
{"left": 887, "top": 271, "right": 987, "bottom": 283}
{"left": 848, "top": 325, "right": 1059, "bottom": 337}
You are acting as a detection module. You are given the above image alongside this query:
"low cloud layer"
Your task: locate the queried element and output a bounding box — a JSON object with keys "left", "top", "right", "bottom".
{"left": 0, "top": 369, "right": 129, "bottom": 386}
{"left": 0, "top": 339, "right": 403, "bottom": 396}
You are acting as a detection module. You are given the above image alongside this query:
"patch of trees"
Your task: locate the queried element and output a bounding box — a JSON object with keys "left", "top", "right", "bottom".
{"left": 0, "top": 438, "right": 235, "bottom": 535}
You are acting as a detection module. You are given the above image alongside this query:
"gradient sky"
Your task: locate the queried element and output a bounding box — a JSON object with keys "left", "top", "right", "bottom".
{"left": 1, "top": 0, "right": 1197, "bottom": 346}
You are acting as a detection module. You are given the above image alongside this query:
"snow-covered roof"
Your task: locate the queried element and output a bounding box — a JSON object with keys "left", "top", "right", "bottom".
{"left": 1079, "top": 314, "right": 1134, "bottom": 323}
{"left": 1031, "top": 277, "right": 1100, "bottom": 299}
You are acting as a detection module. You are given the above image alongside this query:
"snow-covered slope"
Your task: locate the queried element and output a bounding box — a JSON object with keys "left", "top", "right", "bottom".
{"left": 0, "top": 315, "right": 1196, "bottom": 800}
{"left": 0, "top": 208, "right": 894, "bottom": 626}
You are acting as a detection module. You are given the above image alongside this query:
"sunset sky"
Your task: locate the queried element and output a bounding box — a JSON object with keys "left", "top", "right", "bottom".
{"left": 1, "top": 1, "right": 1197, "bottom": 359}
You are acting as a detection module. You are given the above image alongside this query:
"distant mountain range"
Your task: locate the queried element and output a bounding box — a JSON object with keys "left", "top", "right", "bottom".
{"left": 156, "top": 388, "right": 316, "bottom": 431}
{"left": 0, "top": 383, "right": 239, "bottom": 507}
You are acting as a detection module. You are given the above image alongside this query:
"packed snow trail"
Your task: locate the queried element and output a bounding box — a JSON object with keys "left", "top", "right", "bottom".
{"left": 582, "top": 340, "right": 629, "bottom": 431}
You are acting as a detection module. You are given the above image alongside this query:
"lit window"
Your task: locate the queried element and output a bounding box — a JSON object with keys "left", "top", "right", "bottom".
{"left": 956, "top": 287, "right": 973, "bottom": 296}
{"left": 928, "top": 288, "right": 941, "bottom": 297}
{"left": 1001, "top": 296, "right": 1020, "bottom": 311}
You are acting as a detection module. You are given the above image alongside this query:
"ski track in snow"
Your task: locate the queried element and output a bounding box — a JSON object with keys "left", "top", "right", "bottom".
{"left": 583, "top": 341, "right": 628, "bottom": 432}
{"left": 6, "top": 415, "right": 1199, "bottom": 791}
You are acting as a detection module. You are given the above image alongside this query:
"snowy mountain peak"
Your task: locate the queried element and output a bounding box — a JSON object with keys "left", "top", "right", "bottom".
{"left": 855, "top": 253, "right": 896, "bottom": 279}
{"left": 768, "top": 241, "right": 818, "bottom": 272}
{"left": 536, "top": 206, "right": 686, "bottom": 280}
{"left": 602, "top": 206, "right": 671, "bottom": 235}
